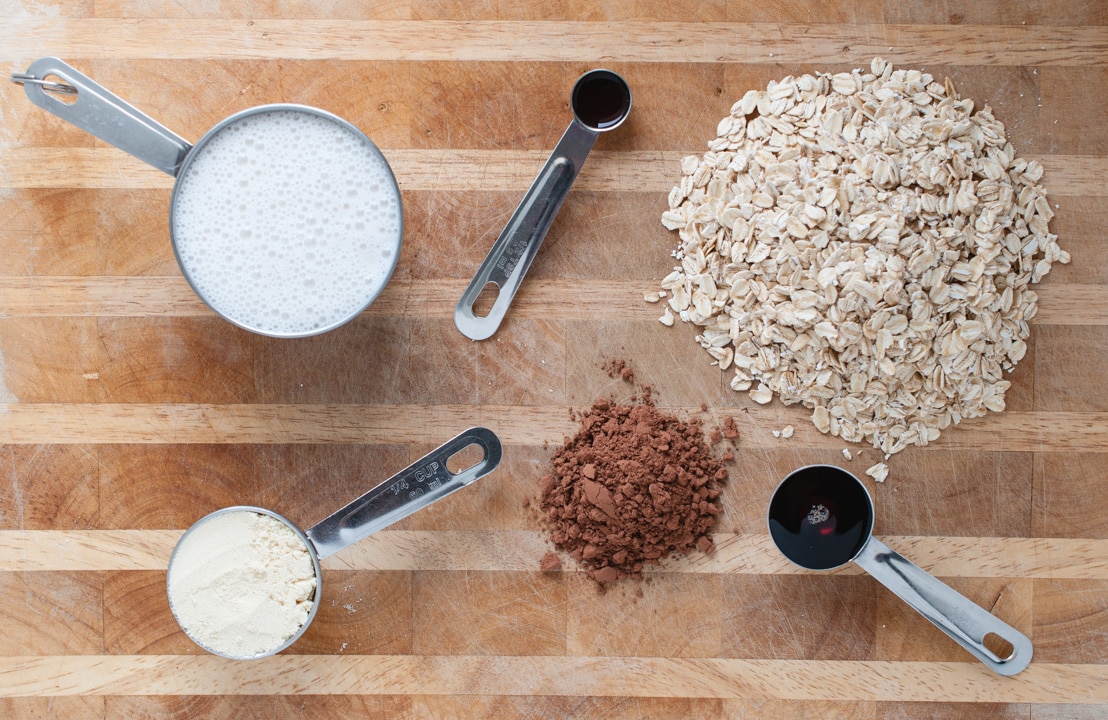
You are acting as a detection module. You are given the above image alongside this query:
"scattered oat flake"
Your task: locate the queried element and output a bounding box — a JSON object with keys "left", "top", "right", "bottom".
{"left": 866, "top": 462, "right": 890, "bottom": 483}
{"left": 781, "top": 425, "right": 795, "bottom": 439}
{"left": 749, "top": 384, "right": 773, "bottom": 405}
{"left": 842, "top": 448, "right": 853, "bottom": 461}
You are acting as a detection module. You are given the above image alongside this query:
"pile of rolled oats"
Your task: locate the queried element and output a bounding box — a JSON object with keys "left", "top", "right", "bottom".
{"left": 658, "top": 58, "right": 1069, "bottom": 456}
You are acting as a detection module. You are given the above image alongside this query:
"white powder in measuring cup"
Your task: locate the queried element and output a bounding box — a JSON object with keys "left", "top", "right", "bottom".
{"left": 167, "top": 510, "right": 317, "bottom": 658}
{"left": 171, "top": 107, "right": 402, "bottom": 336}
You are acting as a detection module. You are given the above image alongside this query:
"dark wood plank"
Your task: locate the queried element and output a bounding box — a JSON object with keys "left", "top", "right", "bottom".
{"left": 0, "top": 445, "right": 99, "bottom": 530}
{"left": 98, "top": 445, "right": 256, "bottom": 529}
{"left": 720, "top": 575, "right": 877, "bottom": 660}
{"left": 0, "top": 571, "right": 103, "bottom": 655}
{"left": 411, "top": 570, "right": 567, "bottom": 655}
{"left": 1033, "top": 578, "right": 1108, "bottom": 664}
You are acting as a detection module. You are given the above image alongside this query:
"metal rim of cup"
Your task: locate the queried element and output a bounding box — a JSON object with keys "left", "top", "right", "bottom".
{"left": 167, "top": 103, "right": 405, "bottom": 339}
{"left": 166, "top": 505, "right": 323, "bottom": 660}
{"left": 570, "top": 68, "right": 632, "bottom": 132}
{"left": 765, "top": 463, "right": 877, "bottom": 571}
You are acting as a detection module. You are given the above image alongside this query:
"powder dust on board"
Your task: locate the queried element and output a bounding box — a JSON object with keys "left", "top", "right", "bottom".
{"left": 537, "top": 360, "right": 731, "bottom": 588}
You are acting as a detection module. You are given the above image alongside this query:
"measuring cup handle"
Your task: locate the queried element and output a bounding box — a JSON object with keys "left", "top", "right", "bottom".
{"left": 854, "top": 536, "right": 1033, "bottom": 676}
{"left": 305, "top": 427, "right": 503, "bottom": 559}
{"left": 13, "top": 57, "right": 191, "bottom": 176}
{"left": 454, "top": 120, "right": 598, "bottom": 341}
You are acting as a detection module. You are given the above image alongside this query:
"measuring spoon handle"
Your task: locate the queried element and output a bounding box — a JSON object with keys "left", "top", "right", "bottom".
{"left": 854, "top": 536, "right": 1033, "bottom": 676}
{"left": 13, "top": 57, "right": 191, "bottom": 176}
{"left": 305, "top": 427, "right": 502, "bottom": 559}
{"left": 454, "top": 120, "right": 598, "bottom": 340}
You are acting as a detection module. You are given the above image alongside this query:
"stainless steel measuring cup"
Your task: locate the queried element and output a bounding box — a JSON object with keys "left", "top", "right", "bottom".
{"left": 166, "top": 427, "right": 502, "bottom": 659}
{"left": 454, "top": 69, "right": 632, "bottom": 341}
{"left": 767, "top": 464, "right": 1032, "bottom": 676}
{"left": 12, "top": 57, "right": 403, "bottom": 338}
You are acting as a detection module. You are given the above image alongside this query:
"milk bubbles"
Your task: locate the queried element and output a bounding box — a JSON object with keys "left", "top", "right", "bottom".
{"left": 171, "top": 107, "right": 402, "bottom": 337}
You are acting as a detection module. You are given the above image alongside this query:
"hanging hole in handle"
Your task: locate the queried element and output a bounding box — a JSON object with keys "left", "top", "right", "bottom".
{"left": 446, "top": 442, "right": 487, "bottom": 475}
{"left": 982, "top": 632, "right": 1016, "bottom": 661}
{"left": 471, "top": 281, "right": 501, "bottom": 318}
{"left": 40, "top": 74, "right": 79, "bottom": 105}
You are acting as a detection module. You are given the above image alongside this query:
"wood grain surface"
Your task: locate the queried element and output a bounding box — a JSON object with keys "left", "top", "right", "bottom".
{"left": 1, "top": 1, "right": 1107, "bottom": 718}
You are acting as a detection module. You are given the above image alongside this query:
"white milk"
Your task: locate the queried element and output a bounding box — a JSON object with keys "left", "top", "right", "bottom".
{"left": 171, "top": 107, "right": 402, "bottom": 336}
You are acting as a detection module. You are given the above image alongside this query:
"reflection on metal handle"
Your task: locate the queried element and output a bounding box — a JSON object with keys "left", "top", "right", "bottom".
{"left": 14, "top": 57, "right": 192, "bottom": 176}
{"left": 454, "top": 120, "right": 598, "bottom": 340}
{"left": 854, "top": 537, "right": 1033, "bottom": 676}
{"left": 305, "top": 427, "right": 503, "bottom": 559}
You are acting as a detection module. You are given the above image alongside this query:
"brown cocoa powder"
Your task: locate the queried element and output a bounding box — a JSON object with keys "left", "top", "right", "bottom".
{"left": 602, "top": 358, "right": 635, "bottom": 383}
{"left": 539, "top": 552, "right": 562, "bottom": 573}
{"left": 539, "top": 385, "right": 727, "bottom": 587}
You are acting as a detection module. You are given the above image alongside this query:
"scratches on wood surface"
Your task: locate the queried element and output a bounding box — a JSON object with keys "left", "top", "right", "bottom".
{"left": 1, "top": 1, "right": 1106, "bottom": 715}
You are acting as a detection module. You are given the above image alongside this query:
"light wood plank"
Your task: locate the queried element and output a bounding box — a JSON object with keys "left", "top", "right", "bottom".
{"left": 0, "top": 403, "right": 1104, "bottom": 450}
{"left": 0, "top": 277, "right": 1099, "bottom": 326}
{"left": 0, "top": 529, "right": 179, "bottom": 570}
{"left": 1, "top": 530, "right": 1105, "bottom": 578}
{"left": 0, "top": 655, "right": 1104, "bottom": 702}
{"left": 2, "top": 20, "right": 1106, "bottom": 64}
{"left": 3, "top": 149, "right": 1106, "bottom": 197}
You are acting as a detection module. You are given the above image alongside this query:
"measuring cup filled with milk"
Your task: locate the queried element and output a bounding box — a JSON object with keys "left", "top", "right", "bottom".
{"left": 167, "top": 427, "right": 502, "bottom": 659}
{"left": 12, "top": 58, "right": 402, "bottom": 338}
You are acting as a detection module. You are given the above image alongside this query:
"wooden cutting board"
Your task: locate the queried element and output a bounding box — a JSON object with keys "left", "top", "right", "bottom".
{"left": 1, "top": 1, "right": 1107, "bottom": 718}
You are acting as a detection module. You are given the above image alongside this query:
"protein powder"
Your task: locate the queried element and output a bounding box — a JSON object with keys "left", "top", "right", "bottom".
{"left": 166, "top": 508, "right": 318, "bottom": 659}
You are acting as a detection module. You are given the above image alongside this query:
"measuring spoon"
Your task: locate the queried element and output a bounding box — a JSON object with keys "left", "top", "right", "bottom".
{"left": 454, "top": 69, "right": 632, "bottom": 340}
{"left": 166, "top": 427, "right": 502, "bottom": 659}
{"left": 767, "top": 464, "right": 1032, "bottom": 676}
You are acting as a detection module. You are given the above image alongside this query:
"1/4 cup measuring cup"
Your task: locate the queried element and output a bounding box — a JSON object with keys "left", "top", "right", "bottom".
{"left": 166, "top": 427, "right": 501, "bottom": 659}
{"left": 454, "top": 68, "right": 632, "bottom": 341}
{"left": 12, "top": 58, "right": 403, "bottom": 338}
{"left": 767, "top": 464, "right": 1032, "bottom": 676}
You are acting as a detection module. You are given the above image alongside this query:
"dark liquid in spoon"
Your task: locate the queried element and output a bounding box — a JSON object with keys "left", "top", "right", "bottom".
{"left": 768, "top": 466, "right": 873, "bottom": 570}
{"left": 572, "top": 71, "right": 631, "bottom": 130}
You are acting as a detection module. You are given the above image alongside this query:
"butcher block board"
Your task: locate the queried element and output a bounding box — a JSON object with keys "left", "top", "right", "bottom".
{"left": 1, "top": 1, "right": 1107, "bottom": 718}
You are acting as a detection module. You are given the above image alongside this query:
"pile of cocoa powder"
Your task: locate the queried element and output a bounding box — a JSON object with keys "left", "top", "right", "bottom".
{"left": 538, "top": 364, "right": 727, "bottom": 586}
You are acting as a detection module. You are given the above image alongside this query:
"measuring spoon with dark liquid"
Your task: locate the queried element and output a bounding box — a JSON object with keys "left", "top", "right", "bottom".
{"left": 768, "top": 465, "right": 1033, "bottom": 676}
{"left": 455, "top": 69, "right": 632, "bottom": 340}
